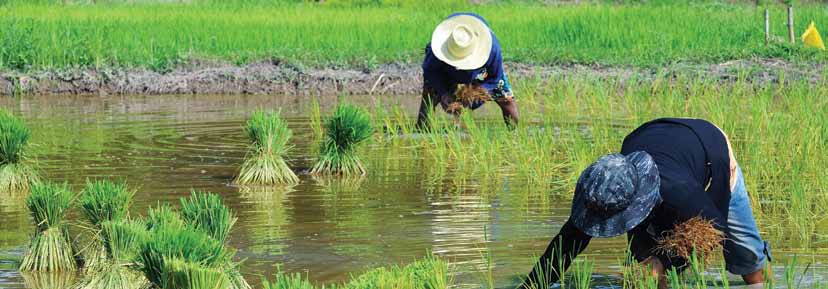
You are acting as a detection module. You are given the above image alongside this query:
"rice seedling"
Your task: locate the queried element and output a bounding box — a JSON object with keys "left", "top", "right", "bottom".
{"left": 655, "top": 216, "right": 725, "bottom": 266}
{"left": 310, "top": 104, "right": 373, "bottom": 176}
{"left": 19, "top": 181, "right": 77, "bottom": 272}
{"left": 179, "top": 191, "right": 237, "bottom": 244}
{"left": 74, "top": 219, "right": 150, "bottom": 289}
{"left": 79, "top": 179, "right": 134, "bottom": 227}
{"left": 235, "top": 110, "right": 298, "bottom": 185}
{"left": 0, "top": 109, "right": 35, "bottom": 193}
{"left": 570, "top": 258, "right": 593, "bottom": 289}
{"left": 146, "top": 203, "right": 186, "bottom": 232}
{"left": 262, "top": 272, "right": 316, "bottom": 289}
{"left": 138, "top": 225, "right": 234, "bottom": 288}
{"left": 161, "top": 258, "right": 231, "bottom": 289}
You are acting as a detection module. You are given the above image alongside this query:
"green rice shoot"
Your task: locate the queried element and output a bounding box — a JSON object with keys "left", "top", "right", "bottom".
{"left": 179, "top": 191, "right": 237, "bottom": 244}
{"left": 75, "top": 219, "right": 150, "bottom": 289}
{"left": 19, "top": 181, "right": 76, "bottom": 272}
{"left": 138, "top": 225, "right": 233, "bottom": 288}
{"left": 162, "top": 257, "right": 231, "bottom": 289}
{"left": 235, "top": 110, "right": 298, "bottom": 185}
{"left": 310, "top": 104, "right": 373, "bottom": 176}
{"left": 146, "top": 204, "right": 186, "bottom": 232}
{"left": 79, "top": 179, "right": 134, "bottom": 227}
{"left": 0, "top": 109, "right": 35, "bottom": 194}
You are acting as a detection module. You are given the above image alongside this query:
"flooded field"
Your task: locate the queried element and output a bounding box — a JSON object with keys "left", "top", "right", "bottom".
{"left": 0, "top": 92, "right": 826, "bottom": 288}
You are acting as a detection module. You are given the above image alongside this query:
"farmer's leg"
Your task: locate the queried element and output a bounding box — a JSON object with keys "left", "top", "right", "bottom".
{"left": 416, "top": 87, "right": 439, "bottom": 130}
{"left": 724, "top": 165, "right": 771, "bottom": 284}
{"left": 495, "top": 98, "right": 519, "bottom": 128}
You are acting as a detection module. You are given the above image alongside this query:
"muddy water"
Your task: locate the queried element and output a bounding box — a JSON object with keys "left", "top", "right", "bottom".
{"left": 0, "top": 94, "right": 824, "bottom": 289}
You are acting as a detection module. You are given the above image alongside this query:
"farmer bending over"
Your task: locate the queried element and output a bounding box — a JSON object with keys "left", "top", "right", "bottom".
{"left": 520, "top": 118, "right": 771, "bottom": 289}
{"left": 416, "top": 13, "right": 519, "bottom": 130}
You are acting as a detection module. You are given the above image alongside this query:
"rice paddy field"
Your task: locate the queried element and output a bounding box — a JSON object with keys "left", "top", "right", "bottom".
{"left": 2, "top": 0, "right": 828, "bottom": 71}
{"left": 2, "top": 0, "right": 828, "bottom": 288}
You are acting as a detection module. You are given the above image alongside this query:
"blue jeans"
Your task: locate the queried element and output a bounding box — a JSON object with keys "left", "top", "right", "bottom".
{"left": 723, "top": 165, "right": 771, "bottom": 275}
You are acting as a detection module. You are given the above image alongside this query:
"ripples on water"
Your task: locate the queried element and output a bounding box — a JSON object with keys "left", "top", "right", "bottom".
{"left": 0, "top": 95, "right": 824, "bottom": 289}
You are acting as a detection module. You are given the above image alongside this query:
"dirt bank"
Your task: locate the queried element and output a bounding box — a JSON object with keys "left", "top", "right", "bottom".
{"left": 0, "top": 58, "right": 822, "bottom": 96}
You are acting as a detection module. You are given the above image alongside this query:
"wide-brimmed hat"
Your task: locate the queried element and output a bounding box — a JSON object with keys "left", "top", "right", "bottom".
{"left": 570, "top": 151, "right": 661, "bottom": 238}
{"left": 430, "top": 14, "right": 493, "bottom": 70}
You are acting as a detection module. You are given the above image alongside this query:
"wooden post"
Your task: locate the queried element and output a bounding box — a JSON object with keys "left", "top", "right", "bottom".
{"left": 787, "top": 5, "right": 795, "bottom": 44}
{"left": 765, "top": 9, "right": 770, "bottom": 46}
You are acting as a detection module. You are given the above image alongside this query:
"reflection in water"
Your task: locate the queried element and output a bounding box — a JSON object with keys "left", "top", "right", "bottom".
{"left": 0, "top": 95, "right": 824, "bottom": 289}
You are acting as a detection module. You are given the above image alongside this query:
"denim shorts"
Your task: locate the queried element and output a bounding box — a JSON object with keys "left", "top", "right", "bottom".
{"left": 722, "top": 165, "right": 771, "bottom": 275}
{"left": 630, "top": 165, "right": 771, "bottom": 275}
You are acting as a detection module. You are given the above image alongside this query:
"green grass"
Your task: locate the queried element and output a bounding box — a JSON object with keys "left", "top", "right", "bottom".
{"left": 179, "top": 191, "right": 238, "bottom": 244}
{"left": 311, "top": 104, "right": 374, "bottom": 176}
{"left": 0, "top": 109, "right": 35, "bottom": 193}
{"left": 146, "top": 203, "right": 186, "bottom": 232}
{"left": 2, "top": 1, "right": 828, "bottom": 71}
{"left": 236, "top": 110, "right": 299, "bottom": 185}
{"left": 19, "top": 181, "right": 77, "bottom": 272}
{"left": 79, "top": 179, "right": 134, "bottom": 227}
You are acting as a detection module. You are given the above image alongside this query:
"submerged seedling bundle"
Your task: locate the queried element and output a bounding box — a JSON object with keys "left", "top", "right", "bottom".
{"left": 140, "top": 191, "right": 249, "bottom": 289}
{"left": 310, "top": 105, "right": 373, "bottom": 176}
{"left": 76, "top": 179, "right": 150, "bottom": 289}
{"left": 236, "top": 110, "right": 299, "bottom": 185}
{"left": 0, "top": 109, "right": 35, "bottom": 193}
{"left": 19, "top": 181, "right": 76, "bottom": 272}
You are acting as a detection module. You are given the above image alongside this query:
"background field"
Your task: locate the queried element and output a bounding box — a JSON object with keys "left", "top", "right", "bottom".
{"left": 2, "top": 0, "right": 828, "bottom": 71}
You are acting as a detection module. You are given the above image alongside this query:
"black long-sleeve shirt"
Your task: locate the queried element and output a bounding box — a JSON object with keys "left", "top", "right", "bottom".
{"left": 521, "top": 118, "right": 732, "bottom": 288}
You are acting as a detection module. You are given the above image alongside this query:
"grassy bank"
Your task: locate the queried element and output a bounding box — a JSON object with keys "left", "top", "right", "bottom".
{"left": 2, "top": 1, "right": 828, "bottom": 71}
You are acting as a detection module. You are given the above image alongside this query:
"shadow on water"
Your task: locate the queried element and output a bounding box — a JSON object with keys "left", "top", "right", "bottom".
{"left": 0, "top": 94, "right": 824, "bottom": 288}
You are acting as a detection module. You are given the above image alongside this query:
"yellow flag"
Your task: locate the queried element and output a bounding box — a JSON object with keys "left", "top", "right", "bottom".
{"left": 801, "top": 21, "right": 826, "bottom": 50}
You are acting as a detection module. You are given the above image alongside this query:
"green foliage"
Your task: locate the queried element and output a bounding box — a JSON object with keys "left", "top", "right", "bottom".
{"left": 26, "top": 181, "right": 73, "bottom": 231}
{"left": 311, "top": 104, "right": 373, "bottom": 175}
{"left": 100, "top": 219, "right": 149, "bottom": 262}
{"left": 236, "top": 110, "right": 298, "bottom": 185}
{"left": 162, "top": 258, "right": 230, "bottom": 289}
{"left": 179, "top": 191, "right": 237, "bottom": 244}
{"left": 19, "top": 227, "right": 77, "bottom": 272}
{"left": 138, "top": 225, "right": 233, "bottom": 287}
{"left": 263, "top": 255, "right": 450, "bottom": 289}
{"left": 74, "top": 264, "right": 149, "bottom": 289}
{"left": 0, "top": 109, "right": 30, "bottom": 165}
{"left": 79, "top": 179, "right": 134, "bottom": 227}
{"left": 146, "top": 204, "right": 186, "bottom": 232}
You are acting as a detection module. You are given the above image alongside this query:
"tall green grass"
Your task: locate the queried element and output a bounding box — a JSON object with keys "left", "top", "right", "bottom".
{"left": 1, "top": 2, "right": 827, "bottom": 71}
{"left": 19, "top": 181, "right": 77, "bottom": 272}
{"left": 179, "top": 191, "right": 238, "bottom": 244}
{"left": 235, "top": 110, "right": 299, "bottom": 185}
{"left": 0, "top": 109, "right": 35, "bottom": 193}
{"left": 138, "top": 225, "right": 234, "bottom": 288}
{"left": 311, "top": 105, "right": 374, "bottom": 176}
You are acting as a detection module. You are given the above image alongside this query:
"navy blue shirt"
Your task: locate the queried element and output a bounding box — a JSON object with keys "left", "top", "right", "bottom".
{"left": 422, "top": 13, "right": 513, "bottom": 100}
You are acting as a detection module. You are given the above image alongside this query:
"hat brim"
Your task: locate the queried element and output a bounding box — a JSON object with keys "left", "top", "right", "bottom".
{"left": 571, "top": 151, "right": 662, "bottom": 238}
{"left": 430, "top": 15, "right": 493, "bottom": 70}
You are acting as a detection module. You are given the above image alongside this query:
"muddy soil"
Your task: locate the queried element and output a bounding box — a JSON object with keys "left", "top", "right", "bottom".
{"left": 0, "top": 58, "right": 822, "bottom": 96}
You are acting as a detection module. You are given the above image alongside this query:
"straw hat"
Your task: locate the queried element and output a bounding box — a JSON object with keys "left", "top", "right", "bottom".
{"left": 430, "top": 14, "right": 493, "bottom": 70}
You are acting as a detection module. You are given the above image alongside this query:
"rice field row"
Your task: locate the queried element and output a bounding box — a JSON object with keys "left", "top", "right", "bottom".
{"left": 2, "top": 1, "right": 828, "bottom": 71}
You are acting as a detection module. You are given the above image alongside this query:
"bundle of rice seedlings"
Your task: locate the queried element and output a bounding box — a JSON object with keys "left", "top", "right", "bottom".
{"left": 138, "top": 225, "right": 233, "bottom": 288}
{"left": 180, "top": 191, "right": 238, "bottom": 244}
{"left": 0, "top": 109, "right": 36, "bottom": 194}
{"left": 162, "top": 258, "right": 231, "bottom": 289}
{"left": 79, "top": 179, "right": 134, "bottom": 227}
{"left": 656, "top": 216, "right": 725, "bottom": 266}
{"left": 19, "top": 181, "right": 77, "bottom": 272}
{"left": 310, "top": 105, "right": 373, "bottom": 176}
{"left": 74, "top": 219, "right": 150, "bottom": 289}
{"left": 443, "top": 84, "right": 491, "bottom": 115}
{"left": 235, "top": 110, "right": 299, "bottom": 185}
{"left": 146, "top": 204, "right": 186, "bottom": 232}
{"left": 262, "top": 272, "right": 315, "bottom": 289}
